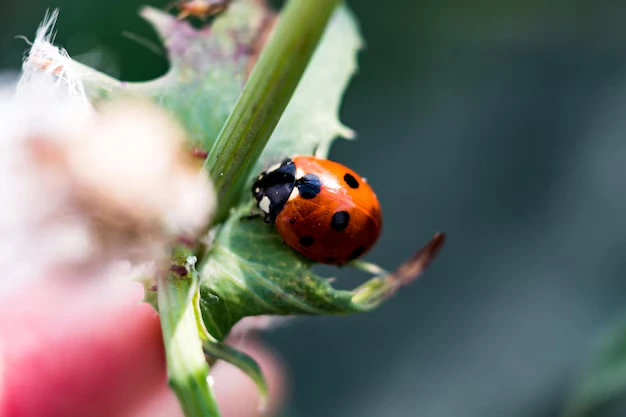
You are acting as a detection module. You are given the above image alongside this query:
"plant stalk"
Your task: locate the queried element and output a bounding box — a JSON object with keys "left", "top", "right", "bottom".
{"left": 158, "top": 252, "right": 222, "bottom": 417}
{"left": 205, "top": 0, "right": 342, "bottom": 223}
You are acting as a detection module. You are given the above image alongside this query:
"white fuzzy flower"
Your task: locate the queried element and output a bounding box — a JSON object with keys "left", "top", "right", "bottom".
{"left": 0, "top": 10, "right": 215, "bottom": 288}
{"left": 17, "top": 10, "right": 89, "bottom": 104}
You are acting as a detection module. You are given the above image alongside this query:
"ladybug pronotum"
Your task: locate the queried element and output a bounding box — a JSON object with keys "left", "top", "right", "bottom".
{"left": 252, "top": 156, "right": 382, "bottom": 265}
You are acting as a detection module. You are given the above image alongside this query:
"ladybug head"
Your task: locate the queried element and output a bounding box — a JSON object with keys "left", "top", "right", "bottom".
{"left": 251, "top": 158, "right": 297, "bottom": 223}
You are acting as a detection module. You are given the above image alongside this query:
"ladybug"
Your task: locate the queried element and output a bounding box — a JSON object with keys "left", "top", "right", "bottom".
{"left": 252, "top": 156, "right": 382, "bottom": 265}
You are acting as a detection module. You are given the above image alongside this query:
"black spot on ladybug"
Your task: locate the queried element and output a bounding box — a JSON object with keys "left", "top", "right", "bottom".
{"left": 299, "top": 236, "right": 314, "bottom": 247}
{"left": 325, "top": 257, "right": 337, "bottom": 263}
{"left": 349, "top": 246, "right": 366, "bottom": 260}
{"left": 296, "top": 174, "right": 322, "bottom": 199}
{"left": 330, "top": 211, "right": 350, "bottom": 231}
{"left": 288, "top": 217, "right": 297, "bottom": 224}
{"left": 343, "top": 173, "right": 359, "bottom": 189}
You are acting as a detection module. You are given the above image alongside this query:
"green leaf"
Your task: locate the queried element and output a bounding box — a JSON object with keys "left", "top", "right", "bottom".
{"left": 564, "top": 312, "right": 626, "bottom": 417}
{"left": 198, "top": 204, "right": 445, "bottom": 340}
{"left": 202, "top": 339, "right": 269, "bottom": 409}
{"left": 193, "top": 259, "right": 269, "bottom": 408}
{"left": 57, "top": 0, "right": 444, "bottom": 403}
{"left": 137, "top": 2, "right": 273, "bottom": 152}
{"left": 189, "top": 2, "right": 411, "bottom": 344}
{"left": 77, "top": 0, "right": 274, "bottom": 152}
{"left": 76, "top": 2, "right": 359, "bottom": 166}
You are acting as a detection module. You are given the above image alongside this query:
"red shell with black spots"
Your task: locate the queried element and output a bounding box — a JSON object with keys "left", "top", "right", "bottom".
{"left": 275, "top": 156, "right": 382, "bottom": 265}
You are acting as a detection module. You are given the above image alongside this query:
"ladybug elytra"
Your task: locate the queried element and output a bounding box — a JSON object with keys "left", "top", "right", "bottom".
{"left": 252, "top": 156, "right": 382, "bottom": 265}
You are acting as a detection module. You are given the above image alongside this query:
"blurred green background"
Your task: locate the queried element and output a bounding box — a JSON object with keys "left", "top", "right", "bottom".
{"left": 4, "top": 1, "right": 626, "bottom": 416}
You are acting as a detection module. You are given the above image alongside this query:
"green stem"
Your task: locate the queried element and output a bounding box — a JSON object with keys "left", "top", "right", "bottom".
{"left": 205, "top": 0, "right": 342, "bottom": 223}
{"left": 158, "top": 252, "right": 222, "bottom": 417}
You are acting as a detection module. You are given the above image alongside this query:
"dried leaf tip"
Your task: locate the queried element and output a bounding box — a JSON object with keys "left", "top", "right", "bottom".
{"left": 390, "top": 232, "right": 446, "bottom": 288}
{"left": 351, "top": 233, "right": 446, "bottom": 308}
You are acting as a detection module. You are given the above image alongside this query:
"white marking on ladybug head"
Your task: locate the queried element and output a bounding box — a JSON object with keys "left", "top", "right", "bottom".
{"left": 288, "top": 187, "right": 300, "bottom": 201}
{"left": 295, "top": 167, "right": 305, "bottom": 180}
{"left": 254, "top": 187, "right": 260, "bottom": 194}
{"left": 259, "top": 196, "right": 271, "bottom": 213}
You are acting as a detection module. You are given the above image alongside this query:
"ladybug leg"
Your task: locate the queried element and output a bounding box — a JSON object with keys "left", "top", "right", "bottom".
{"left": 312, "top": 144, "right": 320, "bottom": 158}
{"left": 313, "top": 143, "right": 330, "bottom": 159}
{"left": 239, "top": 198, "right": 262, "bottom": 220}
{"left": 241, "top": 212, "right": 261, "bottom": 221}
{"left": 240, "top": 209, "right": 273, "bottom": 224}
